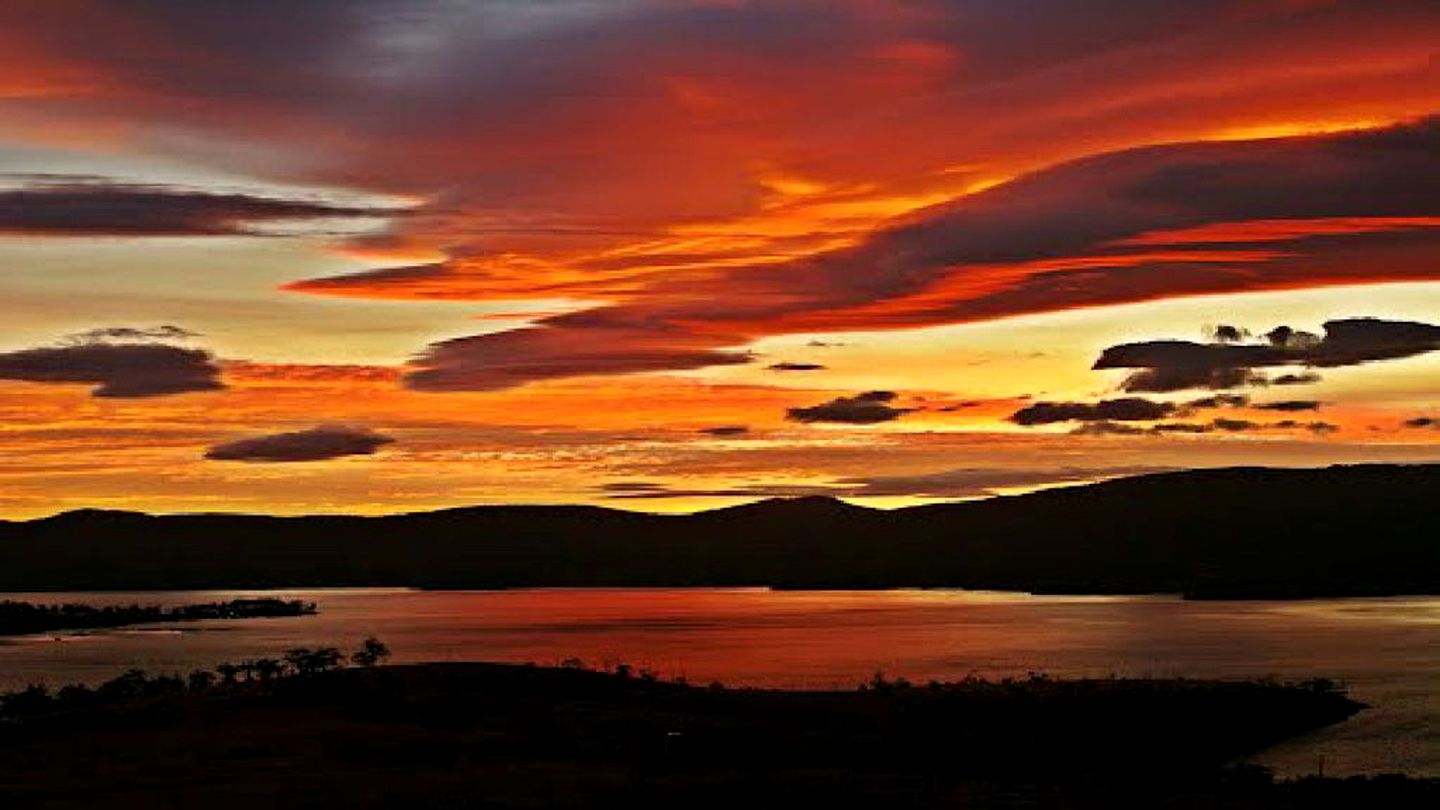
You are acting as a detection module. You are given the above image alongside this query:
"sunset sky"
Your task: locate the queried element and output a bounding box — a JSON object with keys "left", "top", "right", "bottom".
{"left": 2, "top": 0, "right": 1439, "bottom": 517}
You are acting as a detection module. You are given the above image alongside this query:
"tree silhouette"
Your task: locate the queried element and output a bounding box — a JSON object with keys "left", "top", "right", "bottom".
{"left": 285, "top": 647, "right": 344, "bottom": 675}
{"left": 351, "top": 637, "right": 391, "bottom": 667}
{"left": 252, "top": 659, "right": 284, "bottom": 681}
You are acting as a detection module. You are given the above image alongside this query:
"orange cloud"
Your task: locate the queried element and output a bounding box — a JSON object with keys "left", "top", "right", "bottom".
{"left": 372, "top": 119, "right": 1440, "bottom": 389}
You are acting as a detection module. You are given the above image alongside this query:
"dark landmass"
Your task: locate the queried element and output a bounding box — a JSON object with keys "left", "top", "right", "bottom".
{"left": 6, "top": 659, "right": 1431, "bottom": 809}
{"left": 0, "top": 598, "right": 315, "bottom": 637}
{"left": 1, "top": 463, "right": 1437, "bottom": 597}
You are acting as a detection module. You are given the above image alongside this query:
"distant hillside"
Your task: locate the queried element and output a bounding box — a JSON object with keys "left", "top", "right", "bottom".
{"left": 1, "top": 464, "right": 1437, "bottom": 597}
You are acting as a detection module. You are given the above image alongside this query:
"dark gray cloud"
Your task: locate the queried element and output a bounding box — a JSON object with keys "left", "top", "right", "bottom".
{"left": 1009, "top": 397, "right": 1176, "bottom": 426}
{"left": 1272, "top": 420, "right": 1339, "bottom": 435}
{"left": 1211, "top": 418, "right": 1258, "bottom": 432}
{"left": 1115, "top": 365, "right": 1266, "bottom": 393}
{"left": 1403, "top": 416, "right": 1437, "bottom": 429}
{"left": 1211, "top": 325, "right": 1246, "bottom": 343}
{"left": 204, "top": 425, "right": 394, "bottom": 462}
{"left": 766, "top": 362, "right": 827, "bottom": 372}
{"left": 1273, "top": 372, "right": 1322, "bottom": 386}
{"left": 700, "top": 425, "right": 749, "bottom": 437}
{"left": 1186, "top": 394, "right": 1248, "bottom": 409}
{"left": 787, "top": 390, "right": 912, "bottom": 424}
{"left": 598, "top": 482, "right": 671, "bottom": 494}
{"left": 0, "top": 341, "right": 224, "bottom": 397}
{"left": 0, "top": 178, "right": 394, "bottom": 237}
{"left": 1306, "top": 318, "right": 1440, "bottom": 366}
{"left": 1255, "top": 400, "right": 1322, "bottom": 412}
{"left": 1070, "top": 421, "right": 1148, "bottom": 436}
{"left": 1096, "top": 317, "right": 1440, "bottom": 392}
{"left": 1149, "top": 422, "right": 1214, "bottom": 434}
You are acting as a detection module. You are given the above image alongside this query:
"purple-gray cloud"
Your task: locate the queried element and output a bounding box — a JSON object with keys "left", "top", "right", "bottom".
{"left": 204, "top": 425, "right": 394, "bottom": 462}
{"left": 600, "top": 464, "right": 1170, "bottom": 501}
{"left": 1255, "top": 400, "right": 1322, "bottom": 412}
{"left": 0, "top": 178, "right": 394, "bottom": 237}
{"left": 404, "top": 325, "right": 752, "bottom": 391}
{"left": 0, "top": 341, "right": 224, "bottom": 398}
{"left": 1010, "top": 397, "right": 1177, "bottom": 426}
{"left": 1096, "top": 317, "right": 1440, "bottom": 392}
{"left": 787, "top": 391, "right": 912, "bottom": 424}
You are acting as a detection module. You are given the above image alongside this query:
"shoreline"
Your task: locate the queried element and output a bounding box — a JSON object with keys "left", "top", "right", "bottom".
{"left": 5, "top": 584, "right": 1440, "bottom": 602}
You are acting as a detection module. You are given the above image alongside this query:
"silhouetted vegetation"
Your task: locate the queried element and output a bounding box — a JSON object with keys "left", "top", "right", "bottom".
{"left": 0, "top": 464, "right": 1436, "bottom": 597}
{"left": 0, "top": 598, "right": 316, "bottom": 636}
{"left": 350, "top": 636, "right": 390, "bottom": 667}
{"left": 0, "top": 657, "right": 1430, "bottom": 808}
{"left": 0, "top": 637, "right": 381, "bottom": 720}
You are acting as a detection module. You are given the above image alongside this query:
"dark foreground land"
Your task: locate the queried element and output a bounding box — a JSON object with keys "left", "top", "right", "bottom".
{"left": 2, "top": 463, "right": 1438, "bottom": 597}
{"left": 0, "top": 598, "right": 315, "bottom": 637}
{"left": 1, "top": 661, "right": 1435, "bottom": 808}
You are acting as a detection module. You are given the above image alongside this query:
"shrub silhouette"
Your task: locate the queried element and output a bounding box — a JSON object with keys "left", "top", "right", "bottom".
{"left": 351, "top": 637, "right": 390, "bottom": 667}
{"left": 285, "top": 647, "right": 345, "bottom": 675}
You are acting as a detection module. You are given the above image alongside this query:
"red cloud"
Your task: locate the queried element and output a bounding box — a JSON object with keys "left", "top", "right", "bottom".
{"left": 399, "top": 119, "right": 1440, "bottom": 389}
{"left": 6, "top": 2, "right": 1440, "bottom": 391}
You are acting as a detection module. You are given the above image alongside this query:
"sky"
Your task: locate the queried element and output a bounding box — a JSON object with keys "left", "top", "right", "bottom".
{"left": 1, "top": 0, "right": 1439, "bottom": 517}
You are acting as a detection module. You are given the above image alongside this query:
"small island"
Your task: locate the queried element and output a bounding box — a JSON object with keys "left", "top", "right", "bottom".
{"left": 0, "top": 598, "right": 316, "bottom": 637}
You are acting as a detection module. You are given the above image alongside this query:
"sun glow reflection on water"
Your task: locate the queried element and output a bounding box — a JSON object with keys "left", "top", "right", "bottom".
{"left": 0, "top": 587, "right": 1436, "bottom": 777}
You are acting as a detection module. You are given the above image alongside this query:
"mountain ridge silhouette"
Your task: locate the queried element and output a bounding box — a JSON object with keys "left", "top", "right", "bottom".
{"left": 2, "top": 463, "right": 1436, "bottom": 597}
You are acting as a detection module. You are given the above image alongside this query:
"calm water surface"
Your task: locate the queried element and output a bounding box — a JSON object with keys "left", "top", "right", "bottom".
{"left": 1, "top": 588, "right": 1436, "bottom": 777}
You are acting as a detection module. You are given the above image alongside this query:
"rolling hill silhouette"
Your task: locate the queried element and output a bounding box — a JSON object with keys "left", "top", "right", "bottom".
{"left": 1, "top": 464, "right": 1436, "bottom": 597}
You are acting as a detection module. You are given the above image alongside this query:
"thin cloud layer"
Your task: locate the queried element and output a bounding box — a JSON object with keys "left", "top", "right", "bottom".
{"left": 405, "top": 326, "right": 752, "bottom": 391}
{"left": 767, "top": 362, "right": 827, "bottom": 372}
{"left": 0, "top": 178, "right": 394, "bottom": 237}
{"left": 0, "top": 341, "right": 224, "bottom": 398}
{"left": 838, "top": 465, "right": 1171, "bottom": 498}
{"left": 61, "top": 325, "right": 200, "bottom": 343}
{"left": 204, "top": 425, "right": 394, "bottom": 462}
{"left": 1075, "top": 418, "right": 1338, "bottom": 437}
{"left": 600, "top": 465, "right": 1170, "bottom": 501}
{"left": 1255, "top": 400, "right": 1322, "bottom": 412}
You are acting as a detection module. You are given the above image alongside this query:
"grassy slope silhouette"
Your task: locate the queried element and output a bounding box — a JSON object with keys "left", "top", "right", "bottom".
{"left": 3, "top": 661, "right": 1414, "bottom": 809}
